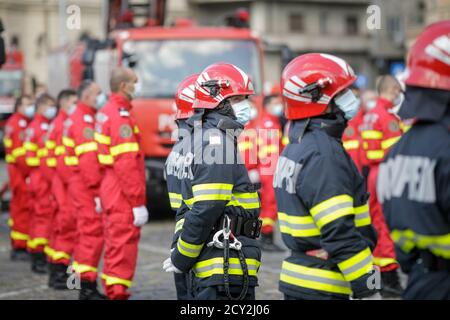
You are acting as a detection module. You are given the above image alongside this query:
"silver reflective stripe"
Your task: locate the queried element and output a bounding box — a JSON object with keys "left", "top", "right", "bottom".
{"left": 231, "top": 196, "right": 259, "bottom": 204}
{"left": 192, "top": 189, "right": 232, "bottom": 197}
{"left": 278, "top": 219, "right": 317, "bottom": 230}
{"left": 281, "top": 269, "right": 350, "bottom": 288}
{"left": 340, "top": 254, "right": 373, "bottom": 277}
{"left": 354, "top": 211, "right": 370, "bottom": 221}
{"left": 313, "top": 201, "right": 353, "bottom": 221}
{"left": 194, "top": 262, "right": 258, "bottom": 274}
{"left": 178, "top": 242, "right": 201, "bottom": 255}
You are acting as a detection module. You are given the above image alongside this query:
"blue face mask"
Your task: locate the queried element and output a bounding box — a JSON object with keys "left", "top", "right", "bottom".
{"left": 44, "top": 106, "right": 58, "bottom": 120}
{"left": 231, "top": 99, "right": 252, "bottom": 126}
{"left": 96, "top": 93, "right": 108, "bottom": 109}
{"left": 334, "top": 89, "right": 360, "bottom": 120}
{"left": 24, "top": 104, "right": 35, "bottom": 119}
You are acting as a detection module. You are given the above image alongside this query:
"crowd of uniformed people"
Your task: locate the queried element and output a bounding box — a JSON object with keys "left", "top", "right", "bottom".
{"left": 3, "top": 20, "right": 449, "bottom": 300}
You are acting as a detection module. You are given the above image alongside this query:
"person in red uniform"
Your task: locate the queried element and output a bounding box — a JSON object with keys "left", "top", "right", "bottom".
{"left": 45, "top": 89, "right": 78, "bottom": 289}
{"left": 24, "top": 93, "right": 58, "bottom": 273}
{"left": 63, "top": 80, "right": 107, "bottom": 299}
{"left": 361, "top": 75, "right": 405, "bottom": 297}
{"left": 257, "top": 87, "right": 284, "bottom": 251}
{"left": 95, "top": 67, "right": 148, "bottom": 300}
{"left": 4, "top": 95, "right": 34, "bottom": 261}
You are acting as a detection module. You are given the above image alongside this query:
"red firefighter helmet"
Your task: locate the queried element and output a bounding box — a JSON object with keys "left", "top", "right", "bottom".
{"left": 405, "top": 20, "right": 450, "bottom": 91}
{"left": 175, "top": 73, "right": 198, "bottom": 119}
{"left": 281, "top": 53, "right": 356, "bottom": 120}
{"left": 193, "top": 62, "right": 254, "bottom": 109}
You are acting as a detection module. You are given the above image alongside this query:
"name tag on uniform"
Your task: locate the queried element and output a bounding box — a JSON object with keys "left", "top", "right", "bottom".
{"left": 41, "top": 123, "right": 49, "bottom": 131}
{"left": 119, "top": 108, "right": 130, "bottom": 117}
{"left": 84, "top": 114, "right": 94, "bottom": 123}
{"left": 19, "top": 119, "right": 27, "bottom": 128}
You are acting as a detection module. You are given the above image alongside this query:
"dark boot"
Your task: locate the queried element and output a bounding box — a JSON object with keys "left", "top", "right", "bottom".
{"left": 10, "top": 248, "right": 30, "bottom": 262}
{"left": 49, "top": 263, "right": 69, "bottom": 290}
{"left": 31, "top": 252, "right": 48, "bottom": 274}
{"left": 79, "top": 280, "right": 108, "bottom": 300}
{"left": 259, "top": 233, "right": 284, "bottom": 252}
{"left": 380, "top": 270, "right": 404, "bottom": 298}
{"left": 48, "top": 263, "right": 57, "bottom": 288}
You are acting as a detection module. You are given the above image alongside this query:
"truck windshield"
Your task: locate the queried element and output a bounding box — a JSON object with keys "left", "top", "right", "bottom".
{"left": 0, "top": 70, "right": 22, "bottom": 97}
{"left": 125, "top": 39, "right": 262, "bottom": 98}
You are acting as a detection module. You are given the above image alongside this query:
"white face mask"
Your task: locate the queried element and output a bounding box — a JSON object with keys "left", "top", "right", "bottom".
{"left": 96, "top": 93, "right": 108, "bottom": 109}
{"left": 44, "top": 106, "right": 58, "bottom": 120}
{"left": 250, "top": 107, "right": 258, "bottom": 120}
{"left": 365, "top": 100, "right": 376, "bottom": 111}
{"left": 24, "top": 104, "right": 35, "bottom": 119}
{"left": 269, "top": 103, "right": 284, "bottom": 117}
{"left": 231, "top": 99, "right": 252, "bottom": 126}
{"left": 391, "top": 92, "right": 404, "bottom": 114}
{"left": 334, "top": 89, "right": 360, "bottom": 120}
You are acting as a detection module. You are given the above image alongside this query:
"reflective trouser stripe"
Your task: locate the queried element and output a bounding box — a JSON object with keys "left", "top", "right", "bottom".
{"left": 381, "top": 136, "right": 401, "bottom": 150}
{"left": 361, "top": 130, "right": 383, "bottom": 139}
{"left": 12, "top": 147, "right": 26, "bottom": 158}
{"left": 37, "top": 148, "right": 48, "bottom": 158}
{"left": 46, "top": 157, "right": 57, "bottom": 167}
{"left": 26, "top": 157, "right": 40, "bottom": 167}
{"left": 193, "top": 257, "right": 260, "bottom": 278}
{"left": 98, "top": 154, "right": 113, "bottom": 164}
{"left": 27, "top": 237, "right": 48, "bottom": 249}
{"left": 338, "top": 248, "right": 374, "bottom": 282}
{"left": 169, "top": 192, "right": 182, "bottom": 209}
{"left": 94, "top": 132, "right": 111, "bottom": 145}
{"left": 64, "top": 156, "right": 79, "bottom": 166}
{"left": 75, "top": 141, "right": 98, "bottom": 156}
{"left": 343, "top": 140, "right": 359, "bottom": 150}
{"left": 24, "top": 142, "right": 38, "bottom": 151}
{"left": 310, "top": 194, "right": 354, "bottom": 229}
{"left": 373, "top": 257, "right": 397, "bottom": 267}
{"left": 354, "top": 204, "right": 371, "bottom": 227}
{"left": 262, "top": 217, "right": 275, "bottom": 227}
{"left": 278, "top": 212, "right": 321, "bottom": 237}
{"left": 110, "top": 142, "right": 140, "bottom": 156}
{"left": 174, "top": 219, "right": 185, "bottom": 234}
{"left": 366, "top": 150, "right": 384, "bottom": 160}
{"left": 5, "top": 154, "right": 15, "bottom": 163}
{"left": 177, "top": 238, "right": 204, "bottom": 258}
{"left": 54, "top": 146, "right": 66, "bottom": 155}
{"left": 62, "top": 136, "right": 75, "bottom": 148}
{"left": 45, "top": 140, "right": 56, "bottom": 149}
{"left": 101, "top": 273, "right": 132, "bottom": 288}
{"left": 10, "top": 230, "right": 29, "bottom": 241}
{"left": 72, "top": 261, "right": 97, "bottom": 274}
{"left": 280, "top": 261, "right": 352, "bottom": 295}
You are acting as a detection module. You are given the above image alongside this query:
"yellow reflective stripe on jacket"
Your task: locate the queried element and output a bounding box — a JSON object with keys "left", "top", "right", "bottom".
{"left": 278, "top": 212, "right": 321, "bottom": 237}
{"left": 177, "top": 237, "right": 204, "bottom": 258}
{"left": 110, "top": 142, "right": 139, "bottom": 156}
{"left": 366, "top": 150, "right": 384, "bottom": 160}
{"left": 169, "top": 192, "right": 183, "bottom": 209}
{"left": 238, "top": 141, "right": 253, "bottom": 152}
{"left": 227, "top": 192, "right": 260, "bottom": 209}
{"left": 337, "top": 248, "right": 373, "bottom": 282}
{"left": 134, "top": 126, "right": 140, "bottom": 134}
{"left": 381, "top": 136, "right": 401, "bottom": 150}
{"left": 44, "top": 246, "right": 55, "bottom": 258}
{"left": 193, "top": 257, "right": 260, "bottom": 278}
{"left": 280, "top": 261, "right": 352, "bottom": 295}
{"left": 174, "top": 218, "right": 185, "bottom": 234}
{"left": 62, "top": 136, "right": 75, "bottom": 148}
{"left": 282, "top": 136, "right": 290, "bottom": 146}
{"left": 192, "top": 183, "right": 233, "bottom": 202}
{"left": 72, "top": 261, "right": 97, "bottom": 274}
{"left": 5, "top": 154, "right": 15, "bottom": 163}
{"left": 101, "top": 273, "right": 132, "bottom": 288}
{"left": 98, "top": 154, "right": 113, "bottom": 165}
{"left": 46, "top": 158, "right": 57, "bottom": 167}
{"left": 37, "top": 148, "right": 48, "bottom": 158}
{"left": 361, "top": 130, "right": 383, "bottom": 140}
{"left": 52, "top": 250, "right": 71, "bottom": 261}
{"left": 10, "top": 230, "right": 29, "bottom": 241}
{"left": 27, "top": 237, "right": 48, "bottom": 249}
{"left": 24, "top": 141, "right": 38, "bottom": 151}
{"left": 261, "top": 217, "right": 275, "bottom": 227}
{"left": 94, "top": 132, "right": 111, "bottom": 145}
{"left": 45, "top": 140, "right": 56, "bottom": 149}
{"left": 310, "top": 195, "right": 354, "bottom": 229}
{"left": 343, "top": 140, "right": 359, "bottom": 150}
{"left": 391, "top": 229, "right": 450, "bottom": 259}
{"left": 373, "top": 257, "right": 397, "bottom": 268}
{"left": 64, "top": 156, "right": 79, "bottom": 166}
{"left": 26, "top": 157, "right": 40, "bottom": 167}
{"left": 258, "top": 145, "right": 279, "bottom": 158}
{"left": 75, "top": 141, "right": 98, "bottom": 156}
{"left": 3, "top": 137, "right": 12, "bottom": 148}
{"left": 354, "top": 204, "right": 371, "bottom": 227}
{"left": 54, "top": 145, "right": 66, "bottom": 155}
{"left": 12, "top": 146, "right": 26, "bottom": 158}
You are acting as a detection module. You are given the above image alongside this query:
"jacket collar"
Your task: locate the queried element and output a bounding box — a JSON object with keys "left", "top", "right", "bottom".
{"left": 186, "top": 109, "right": 243, "bottom": 132}
{"left": 76, "top": 101, "right": 96, "bottom": 116}
{"left": 289, "top": 114, "right": 347, "bottom": 143}
{"left": 109, "top": 93, "right": 132, "bottom": 110}
{"left": 33, "top": 113, "right": 49, "bottom": 124}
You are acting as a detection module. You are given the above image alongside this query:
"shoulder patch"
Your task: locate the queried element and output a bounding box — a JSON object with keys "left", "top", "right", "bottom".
{"left": 96, "top": 112, "right": 108, "bottom": 123}
{"left": 83, "top": 127, "right": 95, "bottom": 139}
{"left": 18, "top": 119, "right": 27, "bottom": 128}
{"left": 388, "top": 120, "right": 400, "bottom": 133}
{"left": 84, "top": 114, "right": 94, "bottom": 123}
{"left": 64, "top": 119, "right": 73, "bottom": 128}
{"left": 119, "top": 124, "right": 132, "bottom": 138}
{"left": 26, "top": 128, "right": 34, "bottom": 138}
{"left": 344, "top": 126, "right": 355, "bottom": 137}
{"left": 41, "top": 122, "right": 49, "bottom": 131}
{"left": 119, "top": 108, "right": 130, "bottom": 117}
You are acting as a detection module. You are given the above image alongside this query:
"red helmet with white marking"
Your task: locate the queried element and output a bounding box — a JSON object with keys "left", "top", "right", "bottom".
{"left": 175, "top": 73, "right": 198, "bottom": 119}
{"left": 405, "top": 20, "right": 450, "bottom": 91}
{"left": 193, "top": 62, "right": 254, "bottom": 109}
{"left": 281, "top": 53, "right": 356, "bottom": 120}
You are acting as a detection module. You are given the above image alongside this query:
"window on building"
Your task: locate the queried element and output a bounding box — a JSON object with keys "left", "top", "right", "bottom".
{"left": 289, "top": 13, "right": 304, "bottom": 32}
{"left": 319, "top": 12, "right": 328, "bottom": 35}
{"left": 345, "top": 15, "right": 359, "bottom": 35}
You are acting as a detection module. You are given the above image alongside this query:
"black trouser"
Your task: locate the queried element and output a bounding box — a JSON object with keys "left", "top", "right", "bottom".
{"left": 403, "top": 262, "right": 450, "bottom": 300}
{"left": 192, "top": 285, "right": 255, "bottom": 300}
{"left": 174, "top": 273, "right": 192, "bottom": 300}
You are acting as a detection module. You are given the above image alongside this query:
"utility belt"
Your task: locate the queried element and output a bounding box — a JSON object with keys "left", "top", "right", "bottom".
{"left": 418, "top": 250, "right": 450, "bottom": 272}
{"left": 213, "top": 215, "right": 262, "bottom": 239}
